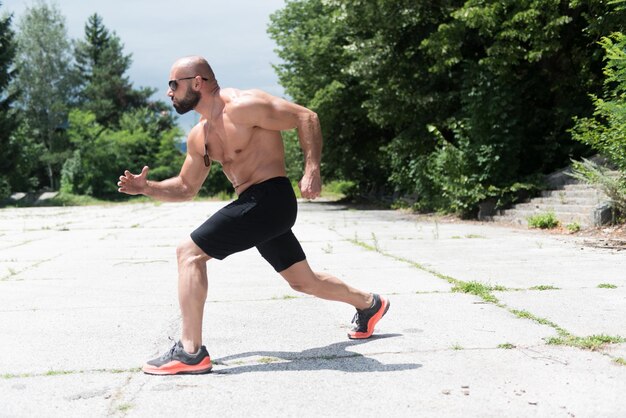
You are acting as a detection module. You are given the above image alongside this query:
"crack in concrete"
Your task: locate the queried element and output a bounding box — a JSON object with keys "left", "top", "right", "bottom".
{"left": 0, "top": 257, "right": 55, "bottom": 281}
{"left": 340, "top": 230, "right": 626, "bottom": 360}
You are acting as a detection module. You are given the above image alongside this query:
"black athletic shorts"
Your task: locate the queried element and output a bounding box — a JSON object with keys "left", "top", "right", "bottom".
{"left": 190, "top": 176, "right": 306, "bottom": 272}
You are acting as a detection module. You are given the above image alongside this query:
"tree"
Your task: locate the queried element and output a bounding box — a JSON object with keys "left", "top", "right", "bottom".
{"left": 0, "top": 2, "right": 19, "bottom": 199}
{"left": 73, "top": 14, "right": 153, "bottom": 127}
{"left": 269, "top": 0, "right": 390, "bottom": 195}
{"left": 270, "top": 0, "right": 626, "bottom": 215}
{"left": 13, "top": 0, "right": 74, "bottom": 190}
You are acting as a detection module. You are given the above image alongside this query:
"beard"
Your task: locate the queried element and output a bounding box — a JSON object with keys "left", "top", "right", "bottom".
{"left": 172, "top": 88, "right": 201, "bottom": 115}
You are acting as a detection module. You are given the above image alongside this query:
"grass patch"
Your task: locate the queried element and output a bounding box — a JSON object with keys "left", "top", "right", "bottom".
{"left": 529, "top": 285, "right": 560, "bottom": 291}
{"left": 527, "top": 212, "right": 560, "bottom": 229}
{"left": 614, "top": 358, "right": 626, "bottom": 366}
{"left": 598, "top": 283, "right": 618, "bottom": 289}
{"left": 451, "top": 281, "right": 499, "bottom": 303}
{"left": 322, "top": 180, "right": 356, "bottom": 199}
{"left": 45, "top": 370, "right": 74, "bottom": 377}
{"left": 566, "top": 222, "right": 581, "bottom": 233}
{"left": 509, "top": 309, "right": 565, "bottom": 331}
{"left": 451, "top": 343, "right": 463, "bottom": 350}
{"left": 1, "top": 367, "right": 141, "bottom": 380}
{"left": 117, "top": 403, "right": 133, "bottom": 412}
{"left": 547, "top": 334, "right": 626, "bottom": 351}
{"left": 498, "top": 343, "right": 516, "bottom": 349}
{"left": 348, "top": 236, "right": 378, "bottom": 253}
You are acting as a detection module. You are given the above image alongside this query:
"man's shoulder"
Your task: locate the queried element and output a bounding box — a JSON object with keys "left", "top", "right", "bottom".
{"left": 186, "top": 121, "right": 205, "bottom": 144}
{"left": 222, "top": 88, "right": 274, "bottom": 106}
{"left": 223, "top": 88, "right": 276, "bottom": 123}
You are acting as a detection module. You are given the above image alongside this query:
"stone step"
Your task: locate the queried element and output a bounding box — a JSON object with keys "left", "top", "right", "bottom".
{"left": 491, "top": 159, "right": 618, "bottom": 228}
{"left": 540, "top": 189, "right": 606, "bottom": 200}
{"left": 509, "top": 202, "right": 598, "bottom": 214}
{"left": 494, "top": 211, "right": 593, "bottom": 227}
{"left": 522, "top": 196, "right": 604, "bottom": 207}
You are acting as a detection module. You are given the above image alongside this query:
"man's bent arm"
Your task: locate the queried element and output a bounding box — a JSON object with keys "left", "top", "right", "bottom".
{"left": 297, "top": 111, "right": 322, "bottom": 177}
{"left": 228, "top": 90, "right": 323, "bottom": 198}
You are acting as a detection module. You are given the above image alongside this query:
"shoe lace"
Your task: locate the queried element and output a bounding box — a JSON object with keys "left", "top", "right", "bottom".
{"left": 351, "top": 311, "right": 365, "bottom": 327}
{"left": 160, "top": 337, "right": 179, "bottom": 360}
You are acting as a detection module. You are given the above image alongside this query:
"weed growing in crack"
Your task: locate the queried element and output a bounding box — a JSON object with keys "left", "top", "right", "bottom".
{"left": 597, "top": 283, "right": 618, "bottom": 289}
{"left": 498, "top": 343, "right": 516, "bottom": 349}
{"left": 451, "top": 281, "right": 499, "bottom": 303}
{"left": 117, "top": 403, "right": 133, "bottom": 412}
{"left": 322, "top": 243, "right": 334, "bottom": 254}
{"left": 547, "top": 334, "right": 626, "bottom": 351}
{"left": 530, "top": 285, "right": 560, "bottom": 291}
{"left": 45, "top": 370, "right": 73, "bottom": 377}
{"left": 371, "top": 232, "right": 380, "bottom": 252}
{"left": 432, "top": 220, "right": 440, "bottom": 240}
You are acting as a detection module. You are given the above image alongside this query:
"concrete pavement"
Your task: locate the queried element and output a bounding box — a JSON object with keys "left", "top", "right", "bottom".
{"left": 0, "top": 200, "right": 625, "bottom": 417}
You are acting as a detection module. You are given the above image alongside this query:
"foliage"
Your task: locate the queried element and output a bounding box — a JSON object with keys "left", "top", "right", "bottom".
{"left": 566, "top": 222, "right": 582, "bottom": 232}
{"left": 323, "top": 180, "right": 356, "bottom": 198}
{"left": 281, "top": 129, "right": 304, "bottom": 180}
{"left": 269, "top": 0, "right": 626, "bottom": 216}
{"left": 269, "top": 0, "right": 390, "bottom": 195}
{"left": 0, "top": 3, "right": 18, "bottom": 199}
{"left": 571, "top": 32, "right": 626, "bottom": 171}
{"left": 570, "top": 158, "right": 626, "bottom": 214}
{"left": 527, "top": 211, "right": 560, "bottom": 229}
{"left": 12, "top": 0, "right": 74, "bottom": 190}
{"left": 61, "top": 109, "right": 184, "bottom": 198}
{"left": 570, "top": 32, "right": 626, "bottom": 215}
{"left": 73, "top": 14, "right": 154, "bottom": 127}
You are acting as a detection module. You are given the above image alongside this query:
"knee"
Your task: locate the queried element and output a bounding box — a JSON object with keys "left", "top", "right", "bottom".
{"left": 287, "top": 272, "right": 323, "bottom": 295}
{"left": 289, "top": 282, "right": 314, "bottom": 294}
{"left": 176, "top": 239, "right": 210, "bottom": 266}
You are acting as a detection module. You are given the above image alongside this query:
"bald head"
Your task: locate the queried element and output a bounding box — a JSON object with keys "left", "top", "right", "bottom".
{"left": 171, "top": 56, "right": 216, "bottom": 84}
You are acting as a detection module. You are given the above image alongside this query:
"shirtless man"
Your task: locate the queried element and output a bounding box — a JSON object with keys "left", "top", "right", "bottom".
{"left": 118, "top": 56, "right": 390, "bottom": 375}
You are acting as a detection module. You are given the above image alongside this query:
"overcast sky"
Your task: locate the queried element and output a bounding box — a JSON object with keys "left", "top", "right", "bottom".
{"left": 2, "top": 0, "right": 287, "bottom": 132}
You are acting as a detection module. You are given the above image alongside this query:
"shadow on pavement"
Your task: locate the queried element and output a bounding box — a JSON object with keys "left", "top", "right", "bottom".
{"left": 213, "top": 334, "right": 421, "bottom": 375}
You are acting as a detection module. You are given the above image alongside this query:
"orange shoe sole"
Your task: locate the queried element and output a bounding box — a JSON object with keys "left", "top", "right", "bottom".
{"left": 142, "top": 357, "right": 213, "bottom": 375}
{"left": 348, "top": 297, "right": 390, "bottom": 339}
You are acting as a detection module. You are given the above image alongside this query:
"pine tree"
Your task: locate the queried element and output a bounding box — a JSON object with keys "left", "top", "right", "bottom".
{"left": 74, "top": 14, "right": 153, "bottom": 127}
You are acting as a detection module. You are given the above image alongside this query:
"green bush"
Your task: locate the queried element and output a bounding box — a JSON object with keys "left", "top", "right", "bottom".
{"left": 567, "top": 222, "right": 582, "bottom": 233}
{"left": 571, "top": 33, "right": 626, "bottom": 172}
{"left": 570, "top": 32, "right": 626, "bottom": 217}
{"left": 527, "top": 212, "right": 560, "bottom": 229}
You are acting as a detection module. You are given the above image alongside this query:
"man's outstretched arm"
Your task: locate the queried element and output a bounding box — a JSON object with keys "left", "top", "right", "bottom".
{"left": 117, "top": 125, "right": 210, "bottom": 202}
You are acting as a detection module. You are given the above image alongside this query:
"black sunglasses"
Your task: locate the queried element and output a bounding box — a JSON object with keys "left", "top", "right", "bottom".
{"left": 168, "top": 76, "right": 208, "bottom": 91}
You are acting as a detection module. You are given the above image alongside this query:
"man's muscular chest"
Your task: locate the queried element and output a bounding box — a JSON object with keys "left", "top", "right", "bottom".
{"left": 206, "top": 114, "right": 255, "bottom": 165}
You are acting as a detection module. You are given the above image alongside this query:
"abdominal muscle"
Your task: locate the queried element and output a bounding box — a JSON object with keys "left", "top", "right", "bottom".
{"left": 217, "top": 129, "right": 288, "bottom": 195}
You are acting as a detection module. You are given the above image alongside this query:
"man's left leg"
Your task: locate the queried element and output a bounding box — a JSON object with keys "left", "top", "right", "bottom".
{"left": 279, "top": 259, "right": 390, "bottom": 339}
